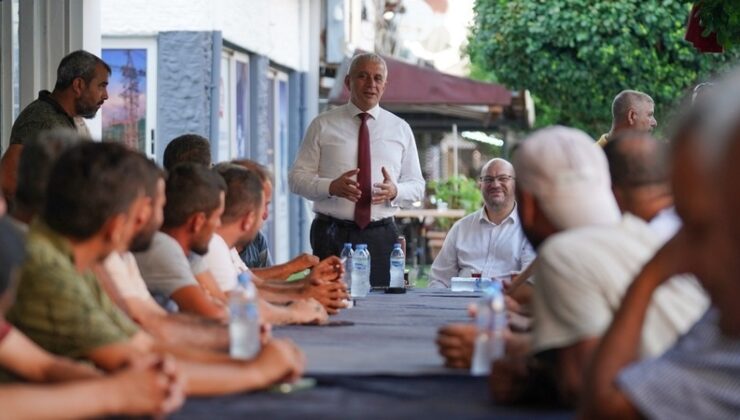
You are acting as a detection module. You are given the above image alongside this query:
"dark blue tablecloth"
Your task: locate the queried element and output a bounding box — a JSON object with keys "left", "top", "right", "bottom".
{"left": 172, "top": 289, "right": 572, "bottom": 419}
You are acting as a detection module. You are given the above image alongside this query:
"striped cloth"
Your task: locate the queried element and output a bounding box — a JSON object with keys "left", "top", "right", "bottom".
{"left": 618, "top": 307, "right": 740, "bottom": 420}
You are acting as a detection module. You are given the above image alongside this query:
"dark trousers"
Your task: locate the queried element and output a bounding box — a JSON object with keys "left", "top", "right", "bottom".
{"left": 310, "top": 214, "right": 400, "bottom": 287}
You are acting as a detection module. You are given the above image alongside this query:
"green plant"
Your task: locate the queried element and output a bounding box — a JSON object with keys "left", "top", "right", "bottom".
{"left": 428, "top": 176, "right": 482, "bottom": 230}
{"left": 468, "top": 0, "right": 740, "bottom": 137}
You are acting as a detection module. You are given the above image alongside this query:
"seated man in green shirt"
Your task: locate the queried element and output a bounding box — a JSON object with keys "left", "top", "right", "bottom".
{"left": 0, "top": 181, "right": 185, "bottom": 418}
{"left": 8, "top": 142, "right": 305, "bottom": 396}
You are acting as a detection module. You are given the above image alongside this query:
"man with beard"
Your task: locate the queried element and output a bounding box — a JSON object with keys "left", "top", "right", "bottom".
{"left": 7, "top": 141, "right": 305, "bottom": 396}
{"left": 1, "top": 50, "right": 109, "bottom": 206}
{"left": 430, "top": 158, "right": 535, "bottom": 288}
{"left": 134, "top": 163, "right": 229, "bottom": 321}
{"left": 95, "top": 156, "right": 234, "bottom": 351}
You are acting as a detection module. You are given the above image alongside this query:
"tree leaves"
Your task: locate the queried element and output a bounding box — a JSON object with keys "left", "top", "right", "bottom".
{"left": 468, "top": 0, "right": 740, "bottom": 136}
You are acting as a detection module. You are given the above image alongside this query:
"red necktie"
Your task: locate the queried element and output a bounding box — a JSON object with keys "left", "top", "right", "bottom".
{"left": 354, "top": 113, "right": 372, "bottom": 229}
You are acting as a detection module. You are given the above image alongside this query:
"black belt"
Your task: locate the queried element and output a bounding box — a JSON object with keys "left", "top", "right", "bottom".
{"left": 315, "top": 213, "right": 394, "bottom": 229}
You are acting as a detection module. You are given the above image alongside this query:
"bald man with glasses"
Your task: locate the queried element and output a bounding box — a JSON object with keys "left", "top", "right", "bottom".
{"left": 430, "top": 158, "right": 535, "bottom": 288}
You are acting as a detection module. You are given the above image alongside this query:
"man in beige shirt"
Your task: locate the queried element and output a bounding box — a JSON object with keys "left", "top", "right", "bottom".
{"left": 596, "top": 90, "right": 657, "bottom": 146}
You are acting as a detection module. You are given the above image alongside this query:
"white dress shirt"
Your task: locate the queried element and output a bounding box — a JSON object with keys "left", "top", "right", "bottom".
{"left": 429, "top": 205, "right": 536, "bottom": 288}
{"left": 203, "top": 233, "right": 239, "bottom": 292}
{"left": 648, "top": 206, "right": 682, "bottom": 244}
{"left": 289, "top": 102, "right": 425, "bottom": 221}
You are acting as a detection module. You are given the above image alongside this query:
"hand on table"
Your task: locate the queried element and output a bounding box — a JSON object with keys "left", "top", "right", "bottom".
{"left": 255, "top": 338, "right": 306, "bottom": 385}
{"left": 288, "top": 298, "right": 329, "bottom": 325}
{"left": 329, "top": 169, "right": 361, "bottom": 202}
{"left": 436, "top": 323, "right": 476, "bottom": 369}
{"left": 305, "top": 256, "right": 349, "bottom": 314}
{"left": 372, "top": 167, "right": 397, "bottom": 204}
{"left": 111, "top": 354, "right": 185, "bottom": 417}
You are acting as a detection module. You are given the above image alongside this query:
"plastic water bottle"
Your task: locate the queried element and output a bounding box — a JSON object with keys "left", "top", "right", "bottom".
{"left": 229, "top": 272, "right": 261, "bottom": 359}
{"left": 471, "top": 282, "right": 507, "bottom": 376}
{"left": 389, "top": 243, "right": 405, "bottom": 288}
{"left": 351, "top": 244, "right": 371, "bottom": 298}
{"left": 340, "top": 243, "right": 353, "bottom": 289}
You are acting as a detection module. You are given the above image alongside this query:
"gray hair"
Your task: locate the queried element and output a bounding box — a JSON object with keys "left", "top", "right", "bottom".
{"left": 612, "top": 90, "right": 654, "bottom": 124}
{"left": 348, "top": 53, "right": 388, "bottom": 79}
{"left": 54, "top": 50, "right": 111, "bottom": 91}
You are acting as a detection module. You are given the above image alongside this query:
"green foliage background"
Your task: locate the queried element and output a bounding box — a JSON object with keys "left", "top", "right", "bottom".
{"left": 468, "top": 0, "right": 740, "bottom": 137}
{"left": 428, "top": 176, "right": 482, "bottom": 229}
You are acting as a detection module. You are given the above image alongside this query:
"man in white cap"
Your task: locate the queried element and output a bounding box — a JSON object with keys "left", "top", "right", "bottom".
{"left": 490, "top": 126, "right": 708, "bottom": 406}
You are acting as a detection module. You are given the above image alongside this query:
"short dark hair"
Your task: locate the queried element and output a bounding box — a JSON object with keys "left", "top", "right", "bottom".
{"left": 15, "top": 129, "right": 83, "bottom": 217}
{"left": 54, "top": 50, "right": 111, "bottom": 91}
{"left": 163, "top": 134, "right": 212, "bottom": 170}
{"left": 604, "top": 131, "right": 668, "bottom": 188}
{"left": 163, "top": 163, "right": 226, "bottom": 229}
{"left": 231, "top": 159, "right": 274, "bottom": 184}
{"left": 214, "top": 164, "right": 264, "bottom": 224}
{"left": 43, "top": 142, "right": 148, "bottom": 240}
{"left": 133, "top": 154, "right": 166, "bottom": 199}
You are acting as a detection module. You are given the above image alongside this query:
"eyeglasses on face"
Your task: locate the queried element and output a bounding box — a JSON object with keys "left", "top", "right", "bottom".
{"left": 479, "top": 175, "right": 515, "bottom": 184}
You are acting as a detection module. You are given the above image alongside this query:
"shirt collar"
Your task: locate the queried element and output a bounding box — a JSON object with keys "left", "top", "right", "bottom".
{"left": 478, "top": 203, "right": 520, "bottom": 226}
{"left": 38, "top": 90, "right": 75, "bottom": 124}
{"left": 346, "top": 101, "right": 381, "bottom": 120}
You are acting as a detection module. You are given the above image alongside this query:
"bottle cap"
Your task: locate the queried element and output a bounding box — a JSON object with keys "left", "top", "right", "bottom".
{"left": 237, "top": 272, "right": 251, "bottom": 286}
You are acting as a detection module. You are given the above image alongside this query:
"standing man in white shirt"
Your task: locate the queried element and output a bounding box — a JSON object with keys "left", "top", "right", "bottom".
{"left": 289, "top": 53, "right": 425, "bottom": 287}
{"left": 430, "top": 158, "right": 535, "bottom": 288}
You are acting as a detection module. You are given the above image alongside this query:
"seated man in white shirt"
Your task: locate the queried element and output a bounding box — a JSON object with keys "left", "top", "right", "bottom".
{"left": 604, "top": 131, "right": 681, "bottom": 243}
{"left": 489, "top": 126, "right": 708, "bottom": 407}
{"left": 430, "top": 158, "right": 535, "bottom": 288}
{"left": 203, "top": 164, "right": 343, "bottom": 324}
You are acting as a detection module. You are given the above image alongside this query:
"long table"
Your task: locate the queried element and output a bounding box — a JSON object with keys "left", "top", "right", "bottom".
{"left": 172, "top": 288, "right": 572, "bottom": 419}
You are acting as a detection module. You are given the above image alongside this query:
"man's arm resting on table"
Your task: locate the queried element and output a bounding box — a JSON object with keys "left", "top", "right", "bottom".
{"left": 125, "top": 298, "right": 229, "bottom": 352}
{"left": 86, "top": 330, "right": 304, "bottom": 396}
{"left": 170, "top": 284, "right": 228, "bottom": 322}
{"left": 0, "top": 328, "right": 102, "bottom": 382}
{"left": 194, "top": 271, "right": 228, "bottom": 303}
{"left": 251, "top": 253, "right": 319, "bottom": 282}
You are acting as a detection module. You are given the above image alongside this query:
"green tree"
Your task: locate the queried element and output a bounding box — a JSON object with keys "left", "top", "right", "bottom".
{"left": 469, "top": 0, "right": 740, "bottom": 137}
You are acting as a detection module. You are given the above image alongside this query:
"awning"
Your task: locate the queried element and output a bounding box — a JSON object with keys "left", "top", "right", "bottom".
{"left": 685, "top": 4, "right": 723, "bottom": 53}
{"left": 328, "top": 53, "right": 512, "bottom": 107}
{"left": 327, "top": 53, "right": 529, "bottom": 132}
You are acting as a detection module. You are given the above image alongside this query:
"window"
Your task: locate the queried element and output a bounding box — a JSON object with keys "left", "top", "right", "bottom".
{"left": 265, "top": 69, "right": 290, "bottom": 263}
{"left": 101, "top": 38, "right": 158, "bottom": 158}
{"left": 218, "top": 49, "right": 250, "bottom": 162}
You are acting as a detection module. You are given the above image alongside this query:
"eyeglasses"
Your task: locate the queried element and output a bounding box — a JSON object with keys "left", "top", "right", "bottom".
{"left": 479, "top": 175, "right": 515, "bottom": 185}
